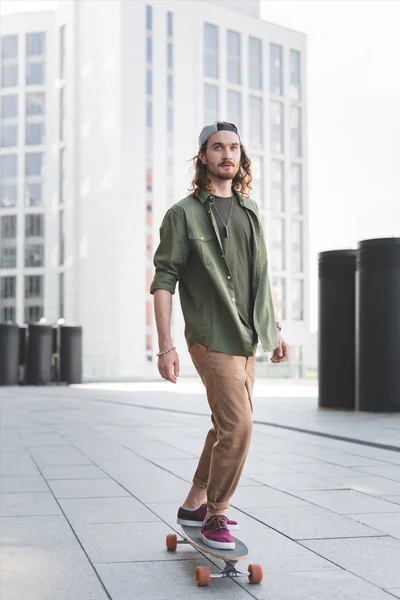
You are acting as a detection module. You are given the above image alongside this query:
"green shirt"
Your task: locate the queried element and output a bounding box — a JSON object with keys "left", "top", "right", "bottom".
{"left": 150, "top": 189, "right": 278, "bottom": 357}
{"left": 212, "top": 194, "right": 258, "bottom": 346}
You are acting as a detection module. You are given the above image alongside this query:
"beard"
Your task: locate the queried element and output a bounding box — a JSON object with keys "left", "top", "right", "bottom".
{"left": 207, "top": 162, "right": 239, "bottom": 181}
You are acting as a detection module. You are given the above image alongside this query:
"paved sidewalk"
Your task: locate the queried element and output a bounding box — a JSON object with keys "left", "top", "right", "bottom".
{"left": 1, "top": 385, "right": 400, "bottom": 600}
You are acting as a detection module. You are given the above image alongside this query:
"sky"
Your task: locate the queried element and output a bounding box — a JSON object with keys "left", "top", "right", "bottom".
{"left": 2, "top": 0, "right": 399, "bottom": 331}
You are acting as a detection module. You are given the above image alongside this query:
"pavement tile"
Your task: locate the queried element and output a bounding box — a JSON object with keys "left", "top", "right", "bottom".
{"left": 21, "top": 433, "right": 70, "bottom": 446}
{"left": 383, "top": 496, "right": 400, "bottom": 505}
{"left": 0, "top": 492, "right": 61, "bottom": 517}
{"left": 59, "top": 496, "right": 160, "bottom": 524}
{"left": 244, "top": 505, "right": 385, "bottom": 540}
{"left": 0, "top": 475, "right": 49, "bottom": 493}
{"left": 317, "top": 454, "right": 392, "bottom": 468}
{"left": 301, "top": 536, "right": 400, "bottom": 588}
{"left": 230, "top": 485, "right": 310, "bottom": 508}
{"left": 292, "top": 490, "right": 400, "bottom": 515}
{"left": 327, "top": 475, "right": 400, "bottom": 496}
{"left": 0, "top": 453, "right": 40, "bottom": 476}
{"left": 354, "top": 465, "right": 400, "bottom": 482}
{"left": 47, "top": 478, "right": 130, "bottom": 498}
{"left": 96, "top": 559, "right": 250, "bottom": 599}
{"left": 40, "top": 465, "right": 107, "bottom": 480}
{"left": 347, "top": 512, "right": 400, "bottom": 540}
{"left": 248, "top": 472, "right": 345, "bottom": 491}
{"left": 386, "top": 590, "right": 400, "bottom": 598}
{"left": 31, "top": 448, "right": 93, "bottom": 467}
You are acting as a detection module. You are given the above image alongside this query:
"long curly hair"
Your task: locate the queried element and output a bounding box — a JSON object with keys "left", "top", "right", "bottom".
{"left": 188, "top": 140, "right": 253, "bottom": 200}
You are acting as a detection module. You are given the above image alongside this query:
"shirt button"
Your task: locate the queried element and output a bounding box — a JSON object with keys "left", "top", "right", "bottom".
{"left": 227, "top": 276, "right": 231, "bottom": 279}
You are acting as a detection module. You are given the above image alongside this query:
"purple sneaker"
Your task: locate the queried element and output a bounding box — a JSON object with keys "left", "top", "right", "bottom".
{"left": 200, "top": 515, "right": 235, "bottom": 550}
{"left": 177, "top": 503, "right": 239, "bottom": 531}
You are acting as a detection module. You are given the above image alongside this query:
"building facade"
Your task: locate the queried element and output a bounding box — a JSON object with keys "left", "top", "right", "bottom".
{"left": 0, "top": 0, "right": 309, "bottom": 380}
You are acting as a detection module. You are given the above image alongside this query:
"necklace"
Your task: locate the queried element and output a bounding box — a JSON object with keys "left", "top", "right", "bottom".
{"left": 212, "top": 196, "right": 234, "bottom": 238}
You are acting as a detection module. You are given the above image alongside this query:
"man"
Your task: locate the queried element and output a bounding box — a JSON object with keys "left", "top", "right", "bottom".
{"left": 150, "top": 121, "right": 289, "bottom": 550}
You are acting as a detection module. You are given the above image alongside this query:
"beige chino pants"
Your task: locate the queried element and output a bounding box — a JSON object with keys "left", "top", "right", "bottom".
{"left": 189, "top": 342, "right": 257, "bottom": 513}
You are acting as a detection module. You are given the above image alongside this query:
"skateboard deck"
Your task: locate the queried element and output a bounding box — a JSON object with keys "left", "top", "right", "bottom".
{"left": 181, "top": 524, "right": 248, "bottom": 561}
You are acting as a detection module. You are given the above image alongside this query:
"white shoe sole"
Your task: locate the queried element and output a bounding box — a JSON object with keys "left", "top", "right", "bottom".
{"left": 200, "top": 532, "right": 235, "bottom": 550}
{"left": 177, "top": 518, "right": 239, "bottom": 531}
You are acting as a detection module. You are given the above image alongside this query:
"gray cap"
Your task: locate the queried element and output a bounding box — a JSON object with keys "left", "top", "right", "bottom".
{"left": 198, "top": 121, "right": 241, "bottom": 148}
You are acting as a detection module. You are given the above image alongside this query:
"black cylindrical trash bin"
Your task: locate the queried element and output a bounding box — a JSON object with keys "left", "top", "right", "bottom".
{"left": 25, "top": 324, "right": 53, "bottom": 385}
{"left": 60, "top": 326, "right": 82, "bottom": 384}
{"left": 318, "top": 250, "right": 358, "bottom": 409}
{"left": 356, "top": 238, "right": 400, "bottom": 412}
{"left": 0, "top": 323, "right": 20, "bottom": 385}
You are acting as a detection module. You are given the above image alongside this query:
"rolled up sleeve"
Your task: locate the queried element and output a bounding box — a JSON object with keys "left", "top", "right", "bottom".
{"left": 150, "top": 208, "right": 189, "bottom": 296}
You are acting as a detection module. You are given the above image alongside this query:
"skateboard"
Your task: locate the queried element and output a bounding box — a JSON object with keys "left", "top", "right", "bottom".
{"left": 166, "top": 524, "right": 263, "bottom": 587}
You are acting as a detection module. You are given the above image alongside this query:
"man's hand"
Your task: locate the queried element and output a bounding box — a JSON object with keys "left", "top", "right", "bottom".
{"left": 270, "top": 333, "right": 289, "bottom": 364}
{"left": 158, "top": 350, "right": 180, "bottom": 384}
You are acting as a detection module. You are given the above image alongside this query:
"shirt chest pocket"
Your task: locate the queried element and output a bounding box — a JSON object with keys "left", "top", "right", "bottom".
{"left": 188, "top": 230, "right": 217, "bottom": 266}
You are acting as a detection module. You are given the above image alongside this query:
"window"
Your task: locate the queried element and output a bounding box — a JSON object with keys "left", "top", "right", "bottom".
{"left": 227, "top": 31, "right": 241, "bottom": 84}
{"left": 25, "top": 305, "right": 44, "bottom": 323}
{"left": 26, "top": 33, "right": 46, "bottom": 56}
{"left": 227, "top": 90, "right": 241, "bottom": 130}
{"left": 1, "top": 95, "right": 18, "bottom": 118}
{"left": 1, "top": 276, "right": 16, "bottom": 299}
{"left": 270, "top": 44, "right": 283, "bottom": 95}
{"left": 251, "top": 155, "right": 263, "bottom": 204}
{"left": 25, "top": 183, "right": 42, "bottom": 207}
{"left": 291, "top": 106, "right": 302, "bottom": 157}
{"left": 25, "top": 244, "right": 44, "bottom": 267}
{"left": 204, "top": 23, "right": 218, "bottom": 79}
{"left": 167, "top": 75, "right": 173, "bottom": 101}
{"left": 26, "top": 62, "right": 45, "bottom": 85}
{"left": 146, "top": 37, "right": 152, "bottom": 64}
{"left": 59, "top": 210, "right": 64, "bottom": 265}
{"left": 25, "top": 275, "right": 44, "bottom": 298}
{"left": 292, "top": 221, "right": 303, "bottom": 272}
{"left": 1, "top": 215, "right": 17, "bottom": 238}
{"left": 2, "top": 35, "right": 18, "bottom": 59}
{"left": 1, "top": 155, "right": 18, "bottom": 178}
{"left": 146, "top": 69, "right": 152, "bottom": 95}
{"left": 271, "top": 101, "right": 284, "bottom": 154}
{"left": 60, "top": 25, "right": 66, "bottom": 78}
{"left": 290, "top": 50, "right": 301, "bottom": 101}
{"left": 3, "top": 306, "right": 16, "bottom": 322}
{"left": 60, "top": 88, "right": 65, "bottom": 141}
{"left": 25, "top": 214, "right": 44, "bottom": 237}
{"left": 2, "top": 65, "right": 18, "bottom": 87}
{"left": 249, "top": 37, "right": 262, "bottom": 90}
{"left": 270, "top": 159, "right": 284, "bottom": 212}
{"left": 59, "top": 272, "right": 64, "bottom": 318}
{"left": 0, "top": 184, "right": 17, "bottom": 208}
{"left": 167, "top": 43, "right": 173, "bottom": 68}
{"left": 26, "top": 122, "right": 45, "bottom": 145}
{"left": 59, "top": 148, "right": 65, "bottom": 204}
{"left": 167, "top": 11, "right": 173, "bottom": 37}
{"left": 204, "top": 85, "right": 218, "bottom": 124}
{"left": 292, "top": 279, "right": 304, "bottom": 320}
{"left": 146, "top": 5, "right": 152, "bottom": 32}
{"left": 1, "top": 246, "right": 17, "bottom": 269}
{"left": 146, "top": 101, "right": 152, "bottom": 128}
{"left": 271, "top": 217, "right": 285, "bottom": 271}
{"left": 1, "top": 124, "right": 17, "bottom": 147}
{"left": 26, "top": 93, "right": 45, "bottom": 115}
{"left": 271, "top": 276, "right": 286, "bottom": 320}
{"left": 249, "top": 96, "right": 262, "bottom": 148}
{"left": 291, "top": 163, "right": 302, "bottom": 215}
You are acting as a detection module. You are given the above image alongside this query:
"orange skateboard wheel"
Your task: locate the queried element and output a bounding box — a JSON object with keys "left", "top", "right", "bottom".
{"left": 196, "top": 566, "right": 211, "bottom": 586}
{"left": 166, "top": 534, "right": 178, "bottom": 551}
{"left": 248, "top": 564, "right": 263, "bottom": 584}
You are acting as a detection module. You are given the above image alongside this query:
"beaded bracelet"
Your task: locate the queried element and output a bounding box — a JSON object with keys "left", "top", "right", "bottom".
{"left": 156, "top": 346, "right": 176, "bottom": 357}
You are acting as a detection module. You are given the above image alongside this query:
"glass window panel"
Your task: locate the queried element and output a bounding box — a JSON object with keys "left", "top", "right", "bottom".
{"left": 26, "top": 33, "right": 45, "bottom": 56}
{"left": 270, "top": 43, "right": 283, "bottom": 95}
{"left": 271, "top": 217, "right": 285, "bottom": 271}
{"left": 1, "top": 184, "right": 17, "bottom": 207}
{"left": 204, "top": 85, "right": 218, "bottom": 123}
{"left": 1, "top": 215, "right": 17, "bottom": 237}
{"left": 146, "top": 69, "right": 152, "bottom": 95}
{"left": 1, "top": 95, "right": 18, "bottom": 118}
{"left": 1, "top": 276, "right": 16, "bottom": 298}
{"left": 204, "top": 24, "right": 218, "bottom": 78}
{"left": 249, "top": 37, "right": 262, "bottom": 90}
{"left": 25, "top": 182, "right": 42, "bottom": 206}
{"left": 270, "top": 101, "right": 284, "bottom": 154}
{"left": 60, "top": 25, "right": 66, "bottom": 78}
{"left": 167, "top": 43, "right": 173, "bottom": 69}
{"left": 146, "top": 5, "right": 152, "bottom": 31}
{"left": 26, "top": 93, "right": 45, "bottom": 115}
{"left": 249, "top": 96, "right": 262, "bottom": 148}
{"left": 292, "top": 279, "right": 304, "bottom": 320}
{"left": 227, "top": 90, "right": 241, "bottom": 130}
{"left": 25, "top": 214, "right": 44, "bottom": 237}
{"left": 26, "top": 62, "right": 45, "bottom": 85}
{"left": 146, "top": 37, "right": 152, "bottom": 64}
{"left": 291, "top": 106, "right": 302, "bottom": 157}
{"left": 2, "top": 35, "right": 18, "bottom": 59}
{"left": 25, "top": 305, "right": 44, "bottom": 323}
{"left": 290, "top": 49, "right": 301, "bottom": 101}
{"left": 270, "top": 159, "right": 284, "bottom": 212}
{"left": 291, "top": 163, "right": 302, "bottom": 214}
{"left": 2, "top": 65, "right": 18, "bottom": 87}
{"left": 1, "top": 124, "right": 17, "bottom": 147}
{"left": 167, "top": 75, "right": 173, "bottom": 101}
{"left": 292, "top": 221, "right": 303, "bottom": 272}
{"left": 26, "top": 122, "right": 45, "bottom": 145}
{"left": 1, "top": 246, "right": 17, "bottom": 269}
{"left": 26, "top": 153, "right": 43, "bottom": 176}
{"left": 25, "top": 244, "right": 44, "bottom": 267}
{"left": 1, "top": 154, "right": 17, "bottom": 177}
{"left": 167, "top": 12, "right": 173, "bottom": 36}
{"left": 204, "top": 23, "right": 218, "bottom": 51}
{"left": 227, "top": 31, "right": 240, "bottom": 84}
{"left": 250, "top": 155, "right": 263, "bottom": 204}
{"left": 271, "top": 276, "right": 286, "bottom": 320}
